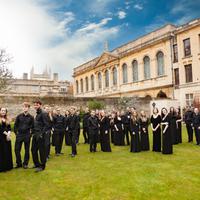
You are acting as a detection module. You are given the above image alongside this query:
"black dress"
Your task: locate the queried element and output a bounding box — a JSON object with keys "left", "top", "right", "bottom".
{"left": 130, "top": 119, "right": 141, "bottom": 153}
{"left": 150, "top": 115, "right": 161, "bottom": 152}
{"left": 0, "top": 122, "right": 13, "bottom": 172}
{"left": 99, "top": 117, "right": 111, "bottom": 152}
{"left": 176, "top": 115, "right": 182, "bottom": 144}
{"left": 169, "top": 112, "right": 178, "bottom": 145}
{"left": 139, "top": 117, "right": 150, "bottom": 151}
{"left": 162, "top": 115, "right": 173, "bottom": 154}
{"left": 114, "top": 117, "right": 125, "bottom": 146}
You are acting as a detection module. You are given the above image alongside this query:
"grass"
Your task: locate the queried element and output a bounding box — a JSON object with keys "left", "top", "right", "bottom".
{"left": 0, "top": 126, "right": 200, "bottom": 200}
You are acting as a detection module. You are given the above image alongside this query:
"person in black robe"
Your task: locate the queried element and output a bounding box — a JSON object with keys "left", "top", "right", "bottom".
{"left": 161, "top": 108, "right": 173, "bottom": 154}
{"left": 14, "top": 102, "right": 34, "bottom": 168}
{"left": 95, "top": 110, "right": 101, "bottom": 143}
{"left": 109, "top": 112, "right": 115, "bottom": 144}
{"left": 114, "top": 111, "right": 125, "bottom": 146}
{"left": 99, "top": 110, "right": 111, "bottom": 152}
{"left": 31, "top": 100, "right": 50, "bottom": 172}
{"left": 65, "top": 110, "right": 71, "bottom": 146}
{"left": 121, "top": 110, "right": 130, "bottom": 146}
{"left": 76, "top": 110, "right": 81, "bottom": 144}
{"left": 88, "top": 110, "right": 99, "bottom": 152}
{"left": 192, "top": 108, "right": 200, "bottom": 146}
{"left": 169, "top": 107, "right": 178, "bottom": 145}
{"left": 130, "top": 111, "right": 141, "bottom": 153}
{"left": 52, "top": 108, "right": 66, "bottom": 155}
{"left": 139, "top": 110, "right": 150, "bottom": 151}
{"left": 175, "top": 108, "right": 182, "bottom": 144}
{"left": 68, "top": 107, "right": 79, "bottom": 157}
{"left": 150, "top": 108, "right": 162, "bottom": 152}
{"left": 43, "top": 105, "right": 53, "bottom": 160}
{"left": 82, "top": 107, "right": 90, "bottom": 144}
{"left": 0, "top": 107, "right": 13, "bottom": 172}
{"left": 184, "top": 107, "right": 194, "bottom": 142}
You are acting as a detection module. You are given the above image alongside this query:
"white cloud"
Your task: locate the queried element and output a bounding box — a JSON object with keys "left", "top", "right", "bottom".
{"left": 118, "top": 11, "right": 126, "bottom": 19}
{"left": 134, "top": 4, "right": 143, "bottom": 10}
{"left": 0, "top": 0, "right": 120, "bottom": 81}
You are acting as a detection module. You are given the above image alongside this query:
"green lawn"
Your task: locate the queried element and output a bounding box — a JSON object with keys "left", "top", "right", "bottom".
{"left": 0, "top": 126, "right": 200, "bottom": 200}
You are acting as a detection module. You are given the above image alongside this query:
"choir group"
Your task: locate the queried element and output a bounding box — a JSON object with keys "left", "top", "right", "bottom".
{"left": 0, "top": 101, "right": 200, "bottom": 173}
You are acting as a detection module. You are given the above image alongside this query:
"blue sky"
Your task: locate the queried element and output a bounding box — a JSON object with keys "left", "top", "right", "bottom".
{"left": 0, "top": 0, "right": 200, "bottom": 80}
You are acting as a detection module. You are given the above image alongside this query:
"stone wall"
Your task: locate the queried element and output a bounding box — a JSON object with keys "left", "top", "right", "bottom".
{"left": 0, "top": 95, "right": 152, "bottom": 119}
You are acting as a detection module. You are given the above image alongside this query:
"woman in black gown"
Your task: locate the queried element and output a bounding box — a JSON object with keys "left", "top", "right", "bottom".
{"left": 176, "top": 108, "right": 182, "bottom": 144}
{"left": 0, "top": 107, "right": 13, "bottom": 172}
{"left": 99, "top": 110, "right": 111, "bottom": 152}
{"left": 65, "top": 110, "right": 71, "bottom": 146}
{"left": 161, "top": 108, "right": 173, "bottom": 154}
{"left": 169, "top": 107, "right": 178, "bottom": 145}
{"left": 130, "top": 111, "right": 141, "bottom": 153}
{"left": 114, "top": 111, "right": 125, "bottom": 146}
{"left": 139, "top": 110, "right": 150, "bottom": 151}
{"left": 150, "top": 108, "right": 162, "bottom": 152}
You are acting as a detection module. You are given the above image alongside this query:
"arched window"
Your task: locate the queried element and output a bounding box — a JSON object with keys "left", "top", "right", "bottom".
{"left": 76, "top": 80, "right": 79, "bottom": 94}
{"left": 113, "top": 67, "right": 117, "bottom": 86}
{"left": 105, "top": 70, "right": 109, "bottom": 88}
{"left": 122, "top": 63, "right": 128, "bottom": 83}
{"left": 132, "top": 60, "right": 138, "bottom": 82}
{"left": 157, "top": 51, "right": 164, "bottom": 76}
{"left": 85, "top": 77, "right": 89, "bottom": 92}
{"left": 91, "top": 75, "right": 95, "bottom": 91}
{"left": 80, "top": 78, "right": 83, "bottom": 93}
{"left": 144, "top": 56, "right": 150, "bottom": 79}
{"left": 98, "top": 72, "right": 102, "bottom": 89}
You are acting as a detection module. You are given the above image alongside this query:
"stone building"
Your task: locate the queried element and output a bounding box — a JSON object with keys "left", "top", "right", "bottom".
{"left": 5, "top": 67, "right": 72, "bottom": 97}
{"left": 73, "top": 18, "right": 200, "bottom": 109}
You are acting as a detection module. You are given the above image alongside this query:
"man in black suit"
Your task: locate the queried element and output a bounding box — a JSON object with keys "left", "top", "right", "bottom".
{"left": 31, "top": 100, "right": 49, "bottom": 172}
{"left": 82, "top": 107, "right": 90, "bottom": 144}
{"left": 14, "top": 102, "right": 34, "bottom": 169}
{"left": 88, "top": 110, "right": 99, "bottom": 152}
{"left": 184, "top": 106, "right": 194, "bottom": 142}
{"left": 192, "top": 108, "right": 200, "bottom": 145}
{"left": 52, "top": 108, "right": 66, "bottom": 155}
{"left": 68, "top": 107, "right": 79, "bottom": 157}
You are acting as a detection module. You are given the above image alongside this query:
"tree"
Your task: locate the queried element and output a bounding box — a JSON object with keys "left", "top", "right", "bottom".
{"left": 88, "top": 100, "right": 105, "bottom": 110}
{"left": 0, "top": 49, "right": 13, "bottom": 92}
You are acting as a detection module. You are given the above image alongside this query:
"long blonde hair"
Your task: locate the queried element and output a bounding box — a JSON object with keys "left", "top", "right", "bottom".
{"left": 0, "top": 108, "right": 10, "bottom": 125}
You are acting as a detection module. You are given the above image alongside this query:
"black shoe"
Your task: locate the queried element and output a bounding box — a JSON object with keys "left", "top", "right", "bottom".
{"left": 15, "top": 165, "right": 22, "bottom": 169}
{"left": 56, "top": 153, "right": 60, "bottom": 156}
{"left": 71, "top": 154, "right": 75, "bottom": 157}
{"left": 35, "top": 167, "right": 44, "bottom": 173}
{"left": 23, "top": 165, "right": 28, "bottom": 169}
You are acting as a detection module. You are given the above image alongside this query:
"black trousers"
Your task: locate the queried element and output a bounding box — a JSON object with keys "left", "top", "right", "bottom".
{"left": 83, "top": 127, "right": 89, "bottom": 143}
{"left": 124, "top": 125, "right": 130, "bottom": 145}
{"left": 69, "top": 130, "right": 77, "bottom": 155}
{"left": 76, "top": 128, "right": 80, "bottom": 144}
{"left": 186, "top": 123, "right": 193, "bottom": 142}
{"left": 31, "top": 135, "right": 46, "bottom": 169}
{"left": 89, "top": 133, "right": 98, "bottom": 152}
{"left": 15, "top": 135, "right": 31, "bottom": 166}
{"left": 194, "top": 127, "right": 200, "bottom": 145}
{"left": 45, "top": 131, "right": 51, "bottom": 158}
{"left": 55, "top": 130, "right": 64, "bottom": 154}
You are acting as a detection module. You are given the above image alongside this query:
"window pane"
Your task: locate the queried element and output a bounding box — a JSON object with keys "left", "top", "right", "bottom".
{"left": 91, "top": 75, "right": 95, "bottom": 91}
{"left": 174, "top": 68, "right": 180, "bottom": 85}
{"left": 183, "top": 38, "right": 191, "bottom": 57}
{"left": 122, "top": 64, "right": 128, "bottom": 83}
{"left": 132, "top": 60, "right": 138, "bottom": 81}
{"left": 98, "top": 73, "right": 102, "bottom": 89}
{"left": 105, "top": 70, "right": 109, "bottom": 87}
{"left": 157, "top": 51, "right": 164, "bottom": 76}
{"left": 173, "top": 44, "right": 178, "bottom": 62}
{"left": 113, "top": 67, "right": 117, "bottom": 85}
{"left": 144, "top": 56, "right": 150, "bottom": 79}
{"left": 185, "top": 64, "right": 193, "bottom": 83}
